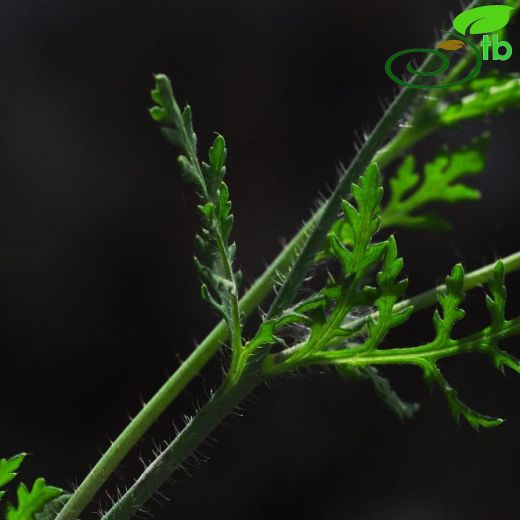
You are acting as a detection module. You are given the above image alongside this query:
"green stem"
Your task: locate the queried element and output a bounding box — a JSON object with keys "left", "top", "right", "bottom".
{"left": 331, "top": 319, "right": 520, "bottom": 367}
{"left": 101, "top": 376, "right": 261, "bottom": 520}
{"left": 402, "top": 249, "right": 520, "bottom": 313}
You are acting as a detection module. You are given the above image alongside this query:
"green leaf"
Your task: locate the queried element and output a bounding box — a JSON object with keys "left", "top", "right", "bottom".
{"left": 441, "top": 75, "right": 520, "bottom": 125}
{"left": 150, "top": 75, "right": 242, "bottom": 350}
{"left": 418, "top": 261, "right": 519, "bottom": 429}
{"left": 206, "top": 134, "right": 227, "bottom": 194}
{"left": 330, "top": 164, "right": 385, "bottom": 275}
{"left": 479, "top": 262, "right": 520, "bottom": 375}
{"left": 0, "top": 455, "right": 26, "bottom": 501}
{"left": 7, "top": 479, "right": 63, "bottom": 520}
{"left": 263, "top": 173, "right": 417, "bottom": 421}
{"left": 453, "top": 5, "right": 514, "bottom": 35}
{"left": 424, "top": 364, "right": 504, "bottom": 429}
{"left": 381, "top": 137, "right": 486, "bottom": 230}
{"left": 366, "top": 235, "right": 413, "bottom": 341}
{"left": 431, "top": 263, "right": 466, "bottom": 345}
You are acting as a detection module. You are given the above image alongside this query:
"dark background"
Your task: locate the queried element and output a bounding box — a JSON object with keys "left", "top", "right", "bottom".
{"left": 1, "top": 1, "right": 520, "bottom": 519}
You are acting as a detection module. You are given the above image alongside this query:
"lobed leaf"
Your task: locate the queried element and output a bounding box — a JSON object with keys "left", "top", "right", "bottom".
{"left": 0, "top": 455, "right": 26, "bottom": 501}
{"left": 6, "top": 479, "right": 63, "bottom": 520}
{"left": 150, "top": 75, "right": 242, "bottom": 347}
{"left": 366, "top": 235, "right": 413, "bottom": 341}
{"left": 416, "top": 261, "right": 520, "bottom": 428}
{"left": 441, "top": 75, "right": 520, "bottom": 125}
{"left": 381, "top": 138, "right": 486, "bottom": 231}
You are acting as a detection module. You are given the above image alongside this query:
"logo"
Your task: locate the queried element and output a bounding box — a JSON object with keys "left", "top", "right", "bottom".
{"left": 385, "top": 5, "right": 514, "bottom": 89}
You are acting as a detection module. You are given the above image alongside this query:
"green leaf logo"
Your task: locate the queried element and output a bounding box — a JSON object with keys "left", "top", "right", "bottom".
{"left": 453, "top": 5, "right": 514, "bottom": 35}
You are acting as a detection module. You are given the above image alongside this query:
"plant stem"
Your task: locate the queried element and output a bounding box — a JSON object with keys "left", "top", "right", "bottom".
{"left": 101, "top": 376, "right": 262, "bottom": 520}
{"left": 402, "top": 250, "right": 520, "bottom": 312}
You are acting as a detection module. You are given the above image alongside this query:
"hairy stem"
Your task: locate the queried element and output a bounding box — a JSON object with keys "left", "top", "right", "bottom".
{"left": 101, "top": 376, "right": 261, "bottom": 520}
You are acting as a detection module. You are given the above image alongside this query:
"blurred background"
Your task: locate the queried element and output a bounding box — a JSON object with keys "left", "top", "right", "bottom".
{"left": 1, "top": 1, "right": 520, "bottom": 519}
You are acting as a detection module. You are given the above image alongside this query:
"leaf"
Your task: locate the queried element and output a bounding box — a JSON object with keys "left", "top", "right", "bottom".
{"left": 436, "top": 40, "right": 465, "bottom": 51}
{"left": 330, "top": 164, "right": 385, "bottom": 275}
{"left": 441, "top": 75, "right": 520, "bottom": 125}
{"left": 430, "top": 263, "right": 466, "bottom": 346}
{"left": 423, "top": 364, "right": 504, "bottom": 429}
{"left": 418, "top": 261, "right": 520, "bottom": 429}
{"left": 0, "top": 454, "right": 26, "bottom": 501}
{"left": 450, "top": 70, "right": 520, "bottom": 92}
{"left": 7, "top": 479, "right": 63, "bottom": 520}
{"left": 381, "top": 137, "right": 486, "bottom": 230}
{"left": 150, "top": 75, "right": 242, "bottom": 349}
{"left": 453, "top": 5, "right": 514, "bottom": 35}
{"left": 266, "top": 166, "right": 387, "bottom": 351}
{"left": 366, "top": 235, "right": 413, "bottom": 340}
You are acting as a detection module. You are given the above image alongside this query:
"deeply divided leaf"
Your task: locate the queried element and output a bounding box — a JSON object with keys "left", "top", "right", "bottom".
{"left": 150, "top": 74, "right": 242, "bottom": 347}
{"left": 6, "top": 479, "right": 63, "bottom": 520}
{"left": 0, "top": 455, "right": 25, "bottom": 501}
{"left": 260, "top": 166, "right": 520, "bottom": 430}
{"left": 382, "top": 137, "right": 486, "bottom": 231}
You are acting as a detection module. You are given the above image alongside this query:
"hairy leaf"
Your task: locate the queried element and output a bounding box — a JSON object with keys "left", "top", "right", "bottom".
{"left": 150, "top": 74, "right": 242, "bottom": 350}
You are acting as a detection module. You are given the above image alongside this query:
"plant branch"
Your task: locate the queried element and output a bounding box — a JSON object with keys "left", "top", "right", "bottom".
{"left": 264, "top": 250, "right": 520, "bottom": 374}
{"left": 54, "top": 3, "right": 492, "bottom": 519}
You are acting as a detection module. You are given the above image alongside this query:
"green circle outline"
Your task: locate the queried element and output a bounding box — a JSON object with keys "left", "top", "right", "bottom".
{"left": 384, "top": 33, "right": 483, "bottom": 89}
